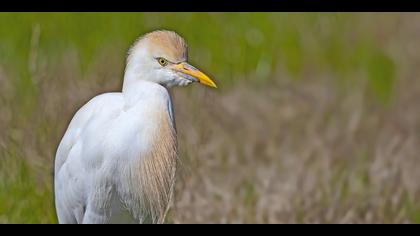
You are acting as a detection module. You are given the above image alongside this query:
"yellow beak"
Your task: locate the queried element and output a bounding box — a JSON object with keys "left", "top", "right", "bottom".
{"left": 171, "top": 62, "right": 217, "bottom": 88}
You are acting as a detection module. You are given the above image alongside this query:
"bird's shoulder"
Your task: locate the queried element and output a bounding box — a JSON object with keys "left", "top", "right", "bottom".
{"left": 55, "top": 92, "right": 125, "bottom": 171}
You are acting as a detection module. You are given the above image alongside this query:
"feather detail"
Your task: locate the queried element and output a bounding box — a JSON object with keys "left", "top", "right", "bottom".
{"left": 122, "top": 108, "right": 177, "bottom": 223}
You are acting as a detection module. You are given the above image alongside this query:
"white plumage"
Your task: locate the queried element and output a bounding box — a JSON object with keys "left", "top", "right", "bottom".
{"left": 54, "top": 30, "right": 216, "bottom": 224}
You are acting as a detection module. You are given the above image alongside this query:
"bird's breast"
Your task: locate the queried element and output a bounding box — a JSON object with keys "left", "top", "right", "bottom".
{"left": 115, "top": 102, "right": 178, "bottom": 223}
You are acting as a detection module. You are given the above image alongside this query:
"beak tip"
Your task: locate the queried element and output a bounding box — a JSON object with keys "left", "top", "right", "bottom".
{"left": 201, "top": 81, "right": 217, "bottom": 88}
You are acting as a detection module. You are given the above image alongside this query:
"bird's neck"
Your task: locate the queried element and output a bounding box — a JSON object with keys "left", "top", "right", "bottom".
{"left": 122, "top": 67, "right": 143, "bottom": 95}
{"left": 121, "top": 73, "right": 176, "bottom": 130}
{"left": 122, "top": 72, "right": 169, "bottom": 107}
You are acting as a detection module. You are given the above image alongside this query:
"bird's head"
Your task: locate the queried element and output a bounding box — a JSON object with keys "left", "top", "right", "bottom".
{"left": 125, "top": 30, "right": 217, "bottom": 89}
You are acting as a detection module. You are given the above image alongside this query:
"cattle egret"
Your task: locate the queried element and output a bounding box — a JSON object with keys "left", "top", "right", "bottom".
{"left": 54, "top": 30, "right": 217, "bottom": 224}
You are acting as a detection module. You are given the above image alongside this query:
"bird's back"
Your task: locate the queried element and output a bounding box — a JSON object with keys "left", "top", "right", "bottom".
{"left": 54, "top": 83, "right": 177, "bottom": 224}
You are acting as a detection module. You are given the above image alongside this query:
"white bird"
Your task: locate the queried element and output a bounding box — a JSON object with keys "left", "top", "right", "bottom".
{"left": 54, "top": 30, "right": 217, "bottom": 224}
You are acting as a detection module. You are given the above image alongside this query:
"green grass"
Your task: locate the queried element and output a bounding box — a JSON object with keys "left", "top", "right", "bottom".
{"left": 0, "top": 146, "right": 57, "bottom": 223}
{"left": 0, "top": 13, "right": 397, "bottom": 102}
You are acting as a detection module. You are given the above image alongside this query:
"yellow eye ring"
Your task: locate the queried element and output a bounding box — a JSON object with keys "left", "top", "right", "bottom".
{"left": 157, "top": 58, "right": 168, "bottom": 66}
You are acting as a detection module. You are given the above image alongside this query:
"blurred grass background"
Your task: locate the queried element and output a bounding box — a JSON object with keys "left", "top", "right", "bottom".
{"left": 1, "top": 13, "right": 420, "bottom": 223}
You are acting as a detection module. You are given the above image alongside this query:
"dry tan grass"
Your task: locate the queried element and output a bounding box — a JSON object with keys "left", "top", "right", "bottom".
{"left": 171, "top": 75, "right": 420, "bottom": 223}
{"left": 2, "top": 58, "right": 420, "bottom": 224}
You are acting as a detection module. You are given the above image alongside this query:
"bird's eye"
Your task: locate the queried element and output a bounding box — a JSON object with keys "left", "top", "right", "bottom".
{"left": 157, "top": 58, "right": 168, "bottom": 66}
